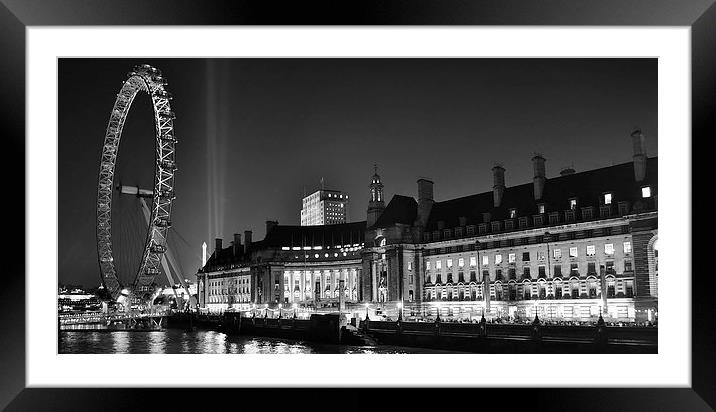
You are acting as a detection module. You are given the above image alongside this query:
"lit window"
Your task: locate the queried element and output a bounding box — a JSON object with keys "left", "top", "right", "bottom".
{"left": 508, "top": 253, "right": 516, "bottom": 263}
{"left": 604, "top": 193, "right": 612, "bottom": 205}
{"left": 604, "top": 243, "right": 615, "bottom": 255}
{"left": 481, "top": 256, "right": 488, "bottom": 266}
{"left": 458, "top": 258, "right": 464, "bottom": 268}
{"left": 641, "top": 186, "right": 651, "bottom": 198}
{"left": 436, "top": 260, "right": 442, "bottom": 270}
{"left": 408, "top": 261, "right": 412, "bottom": 271}
{"left": 426, "top": 261, "right": 431, "bottom": 270}
{"left": 569, "top": 247, "right": 578, "bottom": 258}
{"left": 569, "top": 199, "right": 577, "bottom": 210}
{"left": 509, "top": 209, "right": 516, "bottom": 219}
{"left": 554, "top": 248, "right": 562, "bottom": 259}
{"left": 623, "top": 241, "right": 632, "bottom": 254}
{"left": 447, "top": 259, "right": 453, "bottom": 268}
{"left": 586, "top": 245, "right": 595, "bottom": 256}
{"left": 495, "top": 254, "right": 503, "bottom": 264}
{"left": 537, "top": 250, "right": 545, "bottom": 261}
{"left": 538, "top": 204, "right": 545, "bottom": 214}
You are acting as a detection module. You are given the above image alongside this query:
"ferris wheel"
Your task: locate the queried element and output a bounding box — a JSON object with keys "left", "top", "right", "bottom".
{"left": 96, "top": 64, "right": 177, "bottom": 303}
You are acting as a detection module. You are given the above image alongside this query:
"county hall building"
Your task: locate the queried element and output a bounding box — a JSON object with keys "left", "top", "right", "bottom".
{"left": 197, "top": 130, "right": 657, "bottom": 323}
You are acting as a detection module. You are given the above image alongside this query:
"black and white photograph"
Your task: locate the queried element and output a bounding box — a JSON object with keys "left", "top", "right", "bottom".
{"left": 57, "top": 57, "right": 658, "bottom": 355}
{"left": 5, "top": 1, "right": 713, "bottom": 408}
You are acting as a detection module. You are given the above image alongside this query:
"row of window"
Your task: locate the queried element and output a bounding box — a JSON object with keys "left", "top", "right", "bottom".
{"left": 208, "top": 278, "right": 250, "bottom": 288}
{"left": 426, "top": 242, "right": 631, "bottom": 271}
{"left": 281, "top": 243, "right": 364, "bottom": 251}
{"left": 425, "top": 259, "right": 631, "bottom": 284}
{"left": 405, "top": 226, "right": 630, "bottom": 256}
{"left": 423, "top": 279, "right": 635, "bottom": 301}
{"left": 425, "top": 200, "right": 652, "bottom": 241}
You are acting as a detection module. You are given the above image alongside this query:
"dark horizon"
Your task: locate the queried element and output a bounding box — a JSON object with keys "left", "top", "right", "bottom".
{"left": 58, "top": 58, "right": 657, "bottom": 289}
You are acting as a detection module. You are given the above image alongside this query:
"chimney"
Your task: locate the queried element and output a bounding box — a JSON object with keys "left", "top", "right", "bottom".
{"left": 492, "top": 165, "right": 505, "bottom": 208}
{"left": 532, "top": 154, "right": 546, "bottom": 201}
{"left": 215, "top": 238, "right": 223, "bottom": 254}
{"left": 243, "top": 230, "right": 252, "bottom": 254}
{"left": 631, "top": 128, "right": 647, "bottom": 182}
{"left": 560, "top": 167, "right": 576, "bottom": 176}
{"left": 266, "top": 220, "right": 278, "bottom": 235}
{"left": 232, "top": 233, "right": 242, "bottom": 255}
{"left": 415, "top": 178, "right": 434, "bottom": 227}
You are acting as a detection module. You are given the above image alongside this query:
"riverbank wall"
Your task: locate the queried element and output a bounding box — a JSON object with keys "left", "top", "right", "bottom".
{"left": 363, "top": 318, "right": 657, "bottom": 353}
{"left": 167, "top": 312, "right": 657, "bottom": 353}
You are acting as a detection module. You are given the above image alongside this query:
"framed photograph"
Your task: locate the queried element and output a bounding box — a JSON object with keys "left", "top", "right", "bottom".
{"left": 3, "top": 0, "right": 713, "bottom": 410}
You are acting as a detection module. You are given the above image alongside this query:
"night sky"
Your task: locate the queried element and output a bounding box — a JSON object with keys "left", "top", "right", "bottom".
{"left": 58, "top": 58, "right": 657, "bottom": 289}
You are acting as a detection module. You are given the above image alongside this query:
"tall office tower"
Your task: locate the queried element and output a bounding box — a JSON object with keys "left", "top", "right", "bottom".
{"left": 300, "top": 189, "right": 349, "bottom": 226}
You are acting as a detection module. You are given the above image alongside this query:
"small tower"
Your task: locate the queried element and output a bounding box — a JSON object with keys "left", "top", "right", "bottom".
{"left": 367, "top": 164, "right": 386, "bottom": 227}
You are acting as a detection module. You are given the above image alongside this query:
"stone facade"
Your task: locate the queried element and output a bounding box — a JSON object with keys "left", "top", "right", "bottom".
{"left": 360, "top": 131, "right": 657, "bottom": 323}
{"left": 198, "top": 131, "right": 658, "bottom": 323}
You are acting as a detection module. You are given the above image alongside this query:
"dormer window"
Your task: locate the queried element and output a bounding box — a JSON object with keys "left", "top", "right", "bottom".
{"left": 604, "top": 193, "right": 613, "bottom": 205}
{"left": 518, "top": 217, "right": 528, "bottom": 228}
{"left": 641, "top": 186, "right": 652, "bottom": 198}
{"left": 509, "top": 208, "right": 517, "bottom": 219}
{"left": 569, "top": 198, "right": 577, "bottom": 210}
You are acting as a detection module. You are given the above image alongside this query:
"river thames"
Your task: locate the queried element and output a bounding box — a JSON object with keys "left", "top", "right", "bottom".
{"left": 59, "top": 329, "right": 456, "bottom": 354}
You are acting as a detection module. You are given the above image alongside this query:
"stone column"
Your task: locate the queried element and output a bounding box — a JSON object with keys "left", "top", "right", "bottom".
{"left": 372, "top": 261, "right": 378, "bottom": 302}
{"left": 483, "top": 272, "right": 491, "bottom": 315}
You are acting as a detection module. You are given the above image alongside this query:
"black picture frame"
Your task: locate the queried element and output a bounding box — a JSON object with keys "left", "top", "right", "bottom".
{"left": 2, "top": 0, "right": 713, "bottom": 410}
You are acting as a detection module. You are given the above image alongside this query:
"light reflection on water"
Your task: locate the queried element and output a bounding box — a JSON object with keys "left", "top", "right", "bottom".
{"left": 59, "top": 329, "right": 452, "bottom": 354}
{"left": 112, "top": 332, "right": 129, "bottom": 354}
{"left": 148, "top": 332, "right": 166, "bottom": 354}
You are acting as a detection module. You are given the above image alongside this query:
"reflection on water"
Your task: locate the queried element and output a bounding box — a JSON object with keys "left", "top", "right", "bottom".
{"left": 148, "top": 332, "right": 166, "bottom": 354}
{"left": 112, "top": 332, "right": 129, "bottom": 354}
{"left": 59, "top": 329, "right": 453, "bottom": 354}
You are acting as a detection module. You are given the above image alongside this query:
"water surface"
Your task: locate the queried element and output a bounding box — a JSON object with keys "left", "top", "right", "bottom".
{"left": 59, "top": 329, "right": 455, "bottom": 354}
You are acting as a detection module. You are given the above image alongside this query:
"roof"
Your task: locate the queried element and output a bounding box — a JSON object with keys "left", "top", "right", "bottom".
{"left": 423, "top": 157, "right": 657, "bottom": 230}
{"left": 373, "top": 195, "right": 418, "bottom": 228}
{"left": 204, "top": 241, "right": 247, "bottom": 268}
{"left": 259, "top": 221, "right": 366, "bottom": 248}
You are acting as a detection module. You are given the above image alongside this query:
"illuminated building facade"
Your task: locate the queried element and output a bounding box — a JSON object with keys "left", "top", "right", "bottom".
{"left": 361, "top": 130, "right": 657, "bottom": 322}
{"left": 300, "top": 189, "right": 349, "bottom": 226}
{"left": 198, "top": 222, "right": 365, "bottom": 313}
{"left": 198, "top": 130, "right": 657, "bottom": 322}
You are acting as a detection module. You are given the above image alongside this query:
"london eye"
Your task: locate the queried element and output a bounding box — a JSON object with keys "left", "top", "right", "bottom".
{"left": 96, "top": 64, "right": 179, "bottom": 308}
